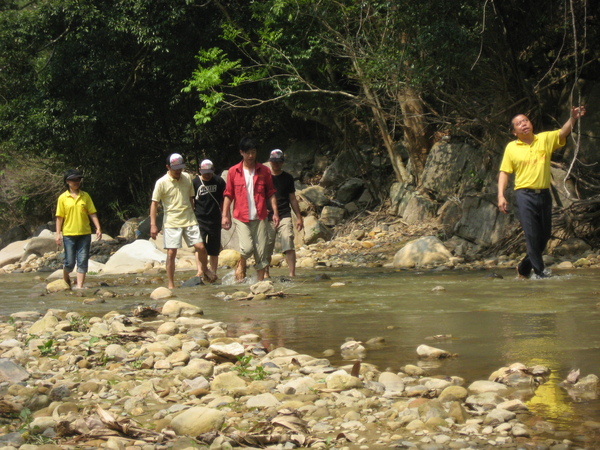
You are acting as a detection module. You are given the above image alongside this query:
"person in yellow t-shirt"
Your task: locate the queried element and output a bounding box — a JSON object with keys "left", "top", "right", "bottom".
{"left": 150, "top": 153, "right": 215, "bottom": 289}
{"left": 497, "top": 106, "right": 586, "bottom": 279}
{"left": 55, "top": 169, "right": 102, "bottom": 289}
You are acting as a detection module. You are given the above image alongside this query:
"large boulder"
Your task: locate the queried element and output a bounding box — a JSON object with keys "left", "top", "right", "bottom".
{"left": 454, "top": 195, "right": 514, "bottom": 247}
{"left": 320, "top": 206, "right": 345, "bottom": 227}
{"left": 420, "top": 141, "right": 486, "bottom": 200}
{"left": 336, "top": 178, "right": 365, "bottom": 204}
{"left": 301, "top": 214, "right": 332, "bottom": 245}
{"left": 0, "top": 240, "right": 28, "bottom": 267}
{"left": 21, "top": 237, "right": 57, "bottom": 261}
{"left": 299, "top": 186, "right": 329, "bottom": 208}
{"left": 389, "top": 183, "right": 417, "bottom": 217}
{"left": 393, "top": 236, "right": 452, "bottom": 268}
{"left": 101, "top": 240, "right": 166, "bottom": 274}
{"left": 320, "top": 149, "right": 361, "bottom": 188}
{"left": 401, "top": 195, "right": 438, "bottom": 225}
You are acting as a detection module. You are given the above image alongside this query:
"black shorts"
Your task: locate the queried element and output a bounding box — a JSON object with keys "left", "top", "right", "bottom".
{"left": 199, "top": 225, "right": 221, "bottom": 256}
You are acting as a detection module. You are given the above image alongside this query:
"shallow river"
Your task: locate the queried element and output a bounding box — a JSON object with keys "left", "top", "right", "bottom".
{"left": 1, "top": 266, "right": 599, "bottom": 440}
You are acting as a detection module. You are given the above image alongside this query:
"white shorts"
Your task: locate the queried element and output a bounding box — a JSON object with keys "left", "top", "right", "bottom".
{"left": 163, "top": 225, "right": 202, "bottom": 249}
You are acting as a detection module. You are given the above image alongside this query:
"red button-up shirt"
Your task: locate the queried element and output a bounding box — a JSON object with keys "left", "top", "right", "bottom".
{"left": 224, "top": 161, "right": 276, "bottom": 222}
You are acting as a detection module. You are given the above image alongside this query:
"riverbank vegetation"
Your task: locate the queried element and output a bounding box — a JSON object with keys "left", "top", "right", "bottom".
{"left": 0, "top": 0, "right": 598, "bottom": 237}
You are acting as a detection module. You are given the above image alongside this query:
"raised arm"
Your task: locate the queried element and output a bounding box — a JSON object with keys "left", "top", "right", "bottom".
{"left": 559, "top": 106, "right": 586, "bottom": 141}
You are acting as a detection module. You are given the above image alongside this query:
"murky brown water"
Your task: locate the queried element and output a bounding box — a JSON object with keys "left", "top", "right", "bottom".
{"left": 1, "top": 266, "right": 599, "bottom": 442}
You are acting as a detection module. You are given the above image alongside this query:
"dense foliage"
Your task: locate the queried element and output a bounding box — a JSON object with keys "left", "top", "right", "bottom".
{"left": 0, "top": 0, "right": 597, "bottom": 234}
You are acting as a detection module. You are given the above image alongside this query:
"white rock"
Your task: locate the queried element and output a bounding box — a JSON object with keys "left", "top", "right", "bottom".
{"left": 102, "top": 239, "right": 167, "bottom": 274}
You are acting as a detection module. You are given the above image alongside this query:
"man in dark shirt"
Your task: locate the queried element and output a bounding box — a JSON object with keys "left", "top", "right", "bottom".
{"left": 265, "top": 149, "right": 303, "bottom": 277}
{"left": 193, "top": 159, "right": 226, "bottom": 280}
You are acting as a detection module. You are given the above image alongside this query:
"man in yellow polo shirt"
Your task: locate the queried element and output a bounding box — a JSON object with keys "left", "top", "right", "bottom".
{"left": 498, "top": 106, "right": 586, "bottom": 279}
{"left": 150, "top": 153, "right": 215, "bottom": 289}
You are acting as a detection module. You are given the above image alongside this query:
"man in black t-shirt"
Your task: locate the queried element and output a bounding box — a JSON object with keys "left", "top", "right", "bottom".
{"left": 265, "top": 149, "right": 303, "bottom": 277}
{"left": 193, "top": 159, "right": 226, "bottom": 280}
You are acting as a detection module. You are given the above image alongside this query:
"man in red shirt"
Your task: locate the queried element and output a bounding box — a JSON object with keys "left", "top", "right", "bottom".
{"left": 222, "top": 137, "right": 279, "bottom": 282}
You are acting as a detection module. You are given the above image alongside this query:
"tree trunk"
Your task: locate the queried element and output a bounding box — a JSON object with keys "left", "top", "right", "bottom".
{"left": 398, "top": 86, "right": 431, "bottom": 185}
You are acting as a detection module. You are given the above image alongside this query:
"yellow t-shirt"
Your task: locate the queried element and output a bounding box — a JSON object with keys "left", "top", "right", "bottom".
{"left": 151, "top": 172, "right": 197, "bottom": 228}
{"left": 55, "top": 190, "right": 97, "bottom": 236}
{"left": 499, "top": 129, "right": 565, "bottom": 190}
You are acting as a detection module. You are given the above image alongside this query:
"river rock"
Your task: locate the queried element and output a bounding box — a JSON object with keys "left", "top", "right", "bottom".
{"left": 170, "top": 406, "right": 226, "bottom": 436}
{"left": 465, "top": 392, "right": 505, "bottom": 409}
{"left": 150, "top": 287, "right": 173, "bottom": 301}
{"left": 101, "top": 239, "right": 166, "bottom": 275}
{"left": 277, "top": 376, "right": 317, "bottom": 395}
{"left": 246, "top": 393, "right": 280, "bottom": 408}
{"left": 210, "top": 372, "right": 247, "bottom": 393}
{"left": 483, "top": 408, "right": 516, "bottom": 425}
{"left": 28, "top": 315, "right": 59, "bottom": 335}
{"left": 0, "top": 359, "right": 29, "bottom": 383}
{"left": 218, "top": 248, "right": 240, "bottom": 267}
{"left": 104, "top": 344, "right": 129, "bottom": 361}
{"left": 438, "top": 385, "right": 468, "bottom": 402}
{"left": 468, "top": 380, "right": 509, "bottom": 395}
{"left": 46, "top": 279, "right": 70, "bottom": 293}
{"left": 250, "top": 280, "right": 273, "bottom": 294}
{"left": 181, "top": 359, "right": 214, "bottom": 379}
{"left": 416, "top": 344, "right": 451, "bottom": 359}
{"left": 378, "top": 372, "right": 405, "bottom": 395}
{"left": 326, "top": 370, "right": 363, "bottom": 390}
{"left": 161, "top": 300, "right": 202, "bottom": 317}
{"left": 208, "top": 340, "right": 245, "bottom": 360}
{"left": 393, "top": 236, "right": 452, "bottom": 268}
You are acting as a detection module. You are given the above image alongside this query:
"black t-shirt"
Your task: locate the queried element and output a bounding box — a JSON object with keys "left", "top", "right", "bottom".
{"left": 269, "top": 171, "right": 295, "bottom": 219}
{"left": 193, "top": 175, "right": 226, "bottom": 227}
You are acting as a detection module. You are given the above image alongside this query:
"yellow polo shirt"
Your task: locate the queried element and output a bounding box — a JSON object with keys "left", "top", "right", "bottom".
{"left": 151, "top": 171, "right": 197, "bottom": 228}
{"left": 499, "top": 130, "right": 565, "bottom": 190}
{"left": 55, "top": 190, "right": 97, "bottom": 235}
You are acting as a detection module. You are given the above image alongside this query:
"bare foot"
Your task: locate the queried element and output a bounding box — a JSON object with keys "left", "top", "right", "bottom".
{"left": 202, "top": 270, "right": 218, "bottom": 283}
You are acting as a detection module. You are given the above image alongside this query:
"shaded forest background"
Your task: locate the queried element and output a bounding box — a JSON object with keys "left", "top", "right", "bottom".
{"left": 0, "top": 0, "right": 598, "bottom": 237}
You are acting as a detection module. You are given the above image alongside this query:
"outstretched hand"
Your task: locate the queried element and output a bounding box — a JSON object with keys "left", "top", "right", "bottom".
{"left": 572, "top": 106, "right": 586, "bottom": 120}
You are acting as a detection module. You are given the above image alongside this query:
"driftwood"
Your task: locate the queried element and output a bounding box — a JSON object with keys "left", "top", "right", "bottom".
{"left": 60, "top": 406, "right": 177, "bottom": 446}
{"left": 195, "top": 409, "right": 331, "bottom": 447}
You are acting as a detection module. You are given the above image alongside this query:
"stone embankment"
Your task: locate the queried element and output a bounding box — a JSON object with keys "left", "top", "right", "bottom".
{"left": 1, "top": 295, "right": 599, "bottom": 449}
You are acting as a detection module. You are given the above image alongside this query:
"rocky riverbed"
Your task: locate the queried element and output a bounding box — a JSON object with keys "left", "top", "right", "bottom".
{"left": 1, "top": 289, "right": 600, "bottom": 450}
{"left": 1, "top": 218, "right": 600, "bottom": 449}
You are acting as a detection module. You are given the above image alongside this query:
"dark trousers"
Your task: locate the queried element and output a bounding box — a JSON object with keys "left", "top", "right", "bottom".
{"left": 515, "top": 189, "right": 552, "bottom": 276}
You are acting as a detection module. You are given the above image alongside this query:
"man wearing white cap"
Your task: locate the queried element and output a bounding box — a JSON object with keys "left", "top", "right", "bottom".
{"left": 150, "top": 153, "right": 215, "bottom": 289}
{"left": 193, "top": 159, "right": 226, "bottom": 279}
{"left": 265, "top": 149, "right": 303, "bottom": 277}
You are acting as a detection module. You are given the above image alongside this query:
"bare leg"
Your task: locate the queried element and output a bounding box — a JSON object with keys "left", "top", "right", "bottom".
{"left": 166, "top": 248, "right": 178, "bottom": 289}
{"left": 264, "top": 257, "right": 271, "bottom": 278}
{"left": 209, "top": 255, "right": 219, "bottom": 276}
{"left": 63, "top": 268, "right": 72, "bottom": 288}
{"left": 285, "top": 250, "right": 297, "bottom": 277}
{"left": 76, "top": 272, "right": 86, "bottom": 289}
{"left": 257, "top": 267, "right": 266, "bottom": 282}
{"left": 194, "top": 243, "right": 215, "bottom": 281}
{"left": 235, "top": 258, "right": 247, "bottom": 282}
